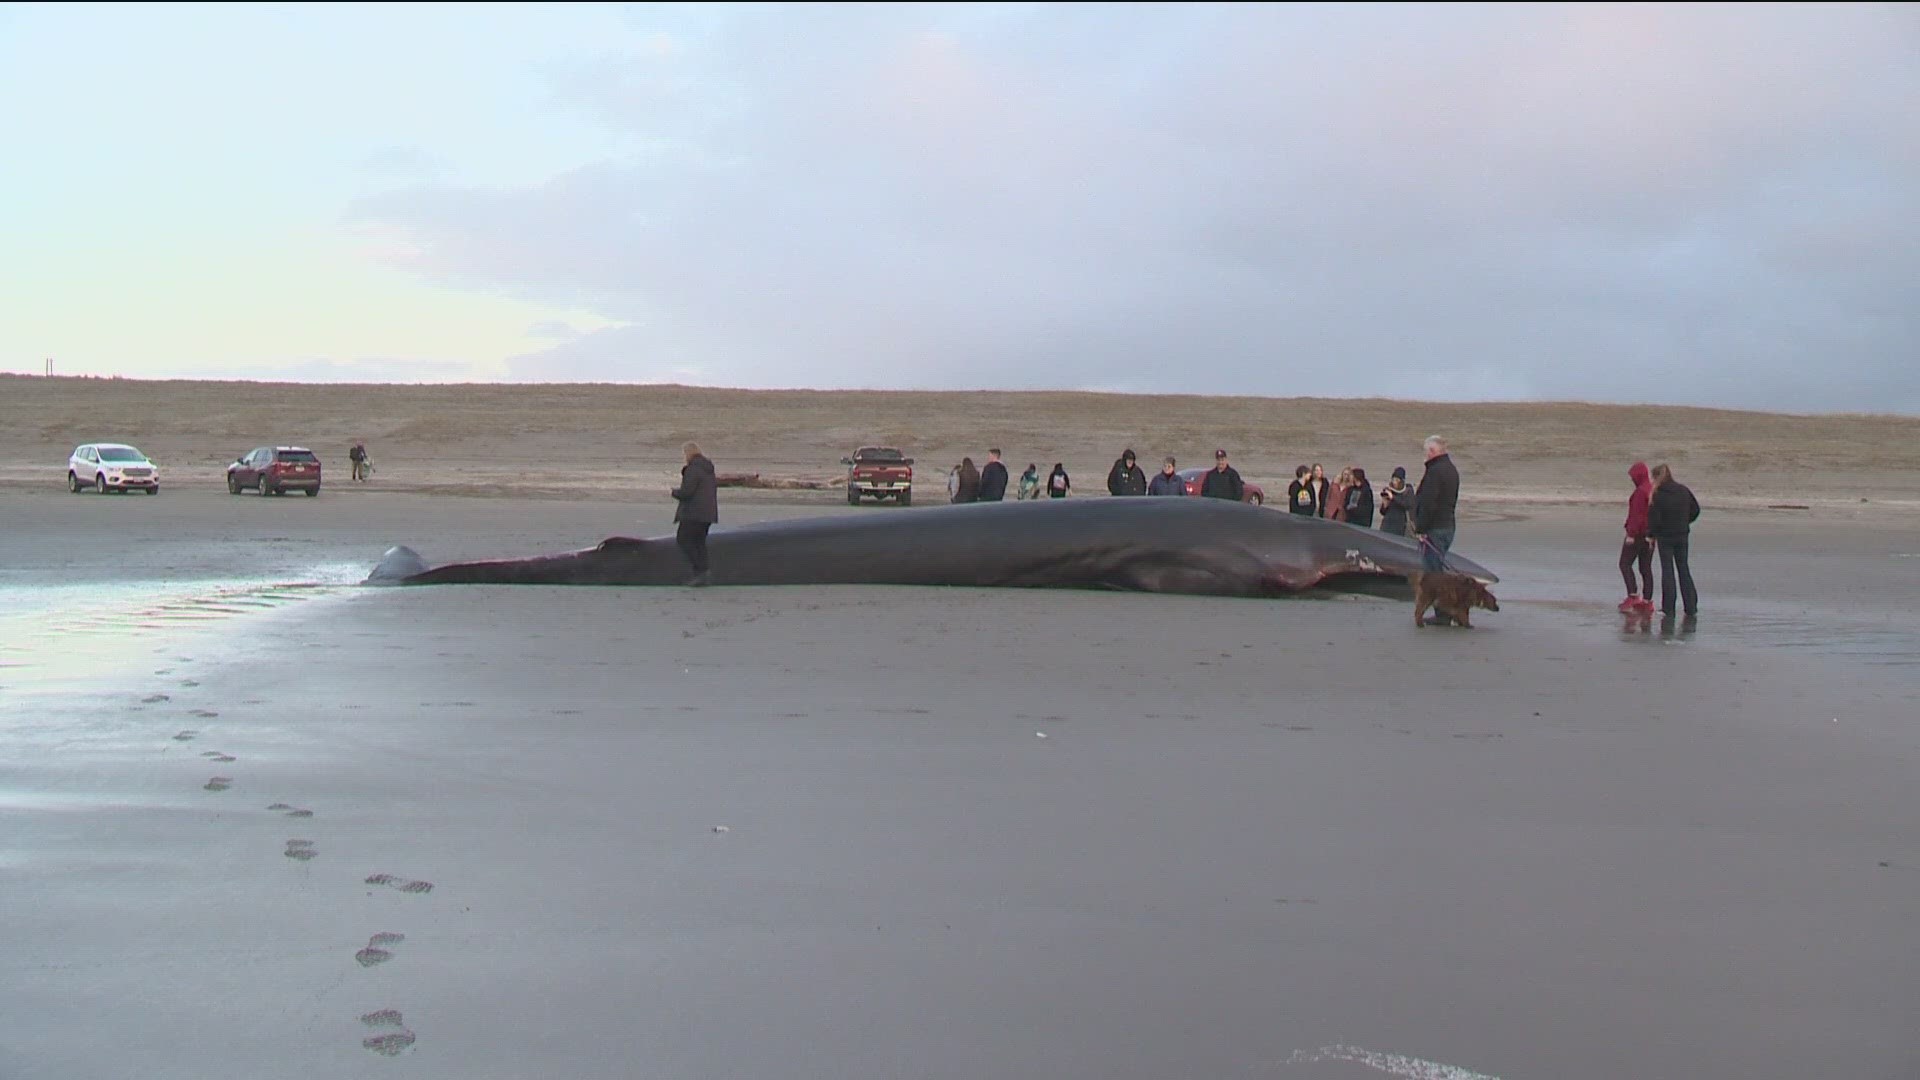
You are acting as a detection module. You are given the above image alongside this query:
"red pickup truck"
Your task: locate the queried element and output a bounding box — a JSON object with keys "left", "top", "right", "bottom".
{"left": 842, "top": 447, "right": 914, "bottom": 506}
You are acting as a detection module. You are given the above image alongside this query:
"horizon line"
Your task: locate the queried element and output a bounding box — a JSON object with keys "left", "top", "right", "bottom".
{"left": 1, "top": 371, "right": 1913, "bottom": 422}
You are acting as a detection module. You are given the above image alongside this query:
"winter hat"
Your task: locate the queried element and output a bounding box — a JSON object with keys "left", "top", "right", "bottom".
{"left": 1391, "top": 466, "right": 1407, "bottom": 480}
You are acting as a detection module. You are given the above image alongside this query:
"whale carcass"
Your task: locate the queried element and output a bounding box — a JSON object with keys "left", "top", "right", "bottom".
{"left": 365, "top": 497, "right": 1495, "bottom": 598}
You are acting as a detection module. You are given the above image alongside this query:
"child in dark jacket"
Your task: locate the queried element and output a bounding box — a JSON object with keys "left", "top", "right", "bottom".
{"left": 1619, "top": 461, "right": 1655, "bottom": 612}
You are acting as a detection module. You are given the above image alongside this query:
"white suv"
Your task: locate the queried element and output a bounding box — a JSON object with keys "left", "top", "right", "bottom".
{"left": 68, "top": 443, "right": 161, "bottom": 495}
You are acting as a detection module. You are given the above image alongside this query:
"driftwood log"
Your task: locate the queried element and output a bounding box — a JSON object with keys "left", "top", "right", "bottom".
{"left": 715, "top": 472, "right": 839, "bottom": 491}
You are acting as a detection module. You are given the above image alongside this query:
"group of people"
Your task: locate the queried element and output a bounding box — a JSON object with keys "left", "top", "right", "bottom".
{"left": 942, "top": 451, "right": 1094, "bottom": 502}
{"left": 944, "top": 447, "right": 1255, "bottom": 503}
{"left": 1620, "top": 461, "right": 1701, "bottom": 620}
{"left": 672, "top": 436, "right": 1700, "bottom": 620}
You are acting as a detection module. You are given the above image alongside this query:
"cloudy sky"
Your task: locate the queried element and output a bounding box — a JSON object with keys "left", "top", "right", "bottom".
{"left": 3, "top": 2, "right": 1915, "bottom": 411}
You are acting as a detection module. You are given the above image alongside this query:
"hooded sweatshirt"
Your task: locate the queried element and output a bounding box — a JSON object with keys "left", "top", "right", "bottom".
{"left": 1107, "top": 453, "right": 1147, "bottom": 496}
{"left": 1624, "top": 462, "right": 1653, "bottom": 539}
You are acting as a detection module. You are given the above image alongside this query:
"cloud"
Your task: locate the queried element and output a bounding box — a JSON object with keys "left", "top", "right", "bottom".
{"left": 350, "top": 3, "right": 1920, "bottom": 412}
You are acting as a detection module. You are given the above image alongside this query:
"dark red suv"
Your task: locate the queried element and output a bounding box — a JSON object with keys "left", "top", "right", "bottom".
{"left": 227, "top": 446, "right": 323, "bottom": 496}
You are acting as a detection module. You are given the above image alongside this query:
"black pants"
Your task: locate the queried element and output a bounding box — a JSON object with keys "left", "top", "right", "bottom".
{"left": 1655, "top": 536, "right": 1697, "bottom": 616}
{"left": 1619, "top": 538, "right": 1653, "bottom": 599}
{"left": 676, "top": 522, "right": 711, "bottom": 574}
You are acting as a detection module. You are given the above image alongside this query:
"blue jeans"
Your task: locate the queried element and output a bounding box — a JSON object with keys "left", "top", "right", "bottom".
{"left": 1420, "top": 527, "right": 1455, "bottom": 572}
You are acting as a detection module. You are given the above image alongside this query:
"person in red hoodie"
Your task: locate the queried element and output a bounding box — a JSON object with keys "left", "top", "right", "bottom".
{"left": 1618, "top": 461, "right": 1655, "bottom": 613}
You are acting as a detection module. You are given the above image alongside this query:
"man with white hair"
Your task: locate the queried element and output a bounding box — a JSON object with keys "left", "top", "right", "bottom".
{"left": 1412, "top": 435, "right": 1460, "bottom": 575}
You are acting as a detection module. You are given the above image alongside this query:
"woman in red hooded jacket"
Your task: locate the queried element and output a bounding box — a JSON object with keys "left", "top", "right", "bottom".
{"left": 1618, "top": 461, "right": 1655, "bottom": 612}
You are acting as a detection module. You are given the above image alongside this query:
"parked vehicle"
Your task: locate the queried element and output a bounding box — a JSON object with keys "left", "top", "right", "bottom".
{"left": 227, "top": 446, "right": 323, "bottom": 496}
{"left": 842, "top": 447, "right": 914, "bottom": 505}
{"left": 68, "top": 443, "right": 160, "bottom": 494}
{"left": 1175, "top": 467, "right": 1265, "bottom": 505}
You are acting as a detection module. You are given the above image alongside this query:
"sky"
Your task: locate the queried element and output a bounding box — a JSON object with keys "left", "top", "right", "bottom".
{"left": 2, "top": 2, "right": 1916, "bottom": 412}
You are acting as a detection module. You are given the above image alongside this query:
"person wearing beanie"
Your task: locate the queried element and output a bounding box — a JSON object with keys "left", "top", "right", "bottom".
{"left": 1379, "top": 466, "right": 1413, "bottom": 536}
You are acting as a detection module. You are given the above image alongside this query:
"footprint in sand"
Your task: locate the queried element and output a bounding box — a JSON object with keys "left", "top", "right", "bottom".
{"left": 142, "top": 694, "right": 171, "bottom": 704}
{"left": 189, "top": 709, "right": 218, "bottom": 718}
{"left": 201, "top": 751, "right": 237, "bottom": 763}
{"left": 180, "top": 680, "right": 201, "bottom": 688}
{"left": 172, "top": 730, "right": 198, "bottom": 742}
{"left": 203, "top": 777, "right": 233, "bottom": 792}
{"left": 361, "top": 1008, "right": 417, "bottom": 1056}
{"left": 365, "top": 874, "right": 434, "bottom": 895}
{"left": 354, "top": 931, "right": 406, "bottom": 967}
{"left": 285, "top": 839, "right": 317, "bottom": 862}
{"left": 265, "top": 803, "right": 314, "bottom": 818}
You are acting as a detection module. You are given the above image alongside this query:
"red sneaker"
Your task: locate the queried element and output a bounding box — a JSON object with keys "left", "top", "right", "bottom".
{"left": 1631, "top": 597, "right": 1656, "bottom": 612}
{"left": 1617, "top": 596, "right": 1640, "bottom": 613}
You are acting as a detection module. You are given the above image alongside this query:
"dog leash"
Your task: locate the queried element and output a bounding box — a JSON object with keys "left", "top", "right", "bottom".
{"left": 1418, "top": 534, "right": 1460, "bottom": 574}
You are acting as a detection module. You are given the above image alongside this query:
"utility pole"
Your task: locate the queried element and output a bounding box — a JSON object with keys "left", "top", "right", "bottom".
{"left": 45, "top": 357, "right": 53, "bottom": 376}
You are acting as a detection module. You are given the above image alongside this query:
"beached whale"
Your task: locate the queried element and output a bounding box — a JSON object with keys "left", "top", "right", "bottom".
{"left": 366, "top": 498, "right": 1495, "bottom": 598}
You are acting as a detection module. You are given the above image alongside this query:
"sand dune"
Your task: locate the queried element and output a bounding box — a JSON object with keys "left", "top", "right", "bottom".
{"left": 5, "top": 375, "right": 1916, "bottom": 516}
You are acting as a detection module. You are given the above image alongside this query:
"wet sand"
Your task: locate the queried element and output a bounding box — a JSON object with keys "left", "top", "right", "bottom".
{"left": 3, "top": 488, "right": 1917, "bottom": 1079}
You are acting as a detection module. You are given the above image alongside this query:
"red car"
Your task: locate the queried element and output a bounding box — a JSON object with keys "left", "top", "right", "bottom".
{"left": 1175, "top": 467, "right": 1265, "bottom": 505}
{"left": 227, "top": 446, "right": 323, "bottom": 497}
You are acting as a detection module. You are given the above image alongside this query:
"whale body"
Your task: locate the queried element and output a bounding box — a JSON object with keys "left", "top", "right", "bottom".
{"left": 366, "top": 497, "right": 1495, "bottom": 597}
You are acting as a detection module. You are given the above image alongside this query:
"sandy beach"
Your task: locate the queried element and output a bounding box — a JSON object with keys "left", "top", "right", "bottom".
{"left": 3, "top": 470, "right": 1917, "bottom": 1079}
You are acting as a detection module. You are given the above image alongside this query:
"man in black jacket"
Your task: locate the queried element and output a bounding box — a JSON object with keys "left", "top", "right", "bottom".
{"left": 670, "top": 442, "right": 718, "bottom": 586}
{"left": 1200, "top": 448, "right": 1245, "bottom": 501}
{"left": 1413, "top": 435, "right": 1459, "bottom": 573}
{"left": 978, "top": 449, "right": 1009, "bottom": 502}
{"left": 1646, "top": 463, "right": 1701, "bottom": 619}
{"left": 1107, "top": 449, "right": 1147, "bottom": 496}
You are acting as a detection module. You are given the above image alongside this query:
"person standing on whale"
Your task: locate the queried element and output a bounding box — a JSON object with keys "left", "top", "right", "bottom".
{"left": 670, "top": 441, "right": 718, "bottom": 586}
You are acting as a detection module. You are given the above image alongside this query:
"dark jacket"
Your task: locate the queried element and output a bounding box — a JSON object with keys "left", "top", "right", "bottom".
{"left": 1047, "top": 467, "right": 1071, "bottom": 498}
{"left": 349, "top": 444, "right": 366, "bottom": 463}
{"left": 978, "top": 461, "right": 1009, "bottom": 502}
{"left": 1624, "top": 462, "right": 1653, "bottom": 539}
{"left": 1414, "top": 454, "right": 1459, "bottom": 534}
{"left": 1342, "top": 483, "right": 1375, "bottom": 528}
{"left": 1647, "top": 480, "right": 1700, "bottom": 539}
{"left": 1378, "top": 482, "right": 1413, "bottom": 534}
{"left": 954, "top": 461, "right": 981, "bottom": 504}
{"left": 1200, "top": 465, "right": 1245, "bottom": 501}
{"left": 672, "top": 454, "right": 719, "bottom": 524}
{"left": 1107, "top": 457, "right": 1147, "bottom": 496}
{"left": 1309, "top": 478, "right": 1331, "bottom": 517}
{"left": 1147, "top": 470, "right": 1184, "bottom": 496}
{"left": 1287, "top": 479, "right": 1316, "bottom": 516}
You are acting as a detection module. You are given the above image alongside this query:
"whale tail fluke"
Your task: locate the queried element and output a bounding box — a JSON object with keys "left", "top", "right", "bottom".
{"left": 366, "top": 545, "right": 429, "bottom": 585}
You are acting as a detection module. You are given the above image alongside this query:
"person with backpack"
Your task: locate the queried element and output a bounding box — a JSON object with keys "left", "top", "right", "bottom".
{"left": 1047, "top": 463, "right": 1072, "bottom": 498}
{"left": 1018, "top": 464, "right": 1041, "bottom": 500}
{"left": 1646, "top": 463, "right": 1701, "bottom": 619}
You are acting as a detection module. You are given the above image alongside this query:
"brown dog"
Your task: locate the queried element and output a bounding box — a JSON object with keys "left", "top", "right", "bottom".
{"left": 1410, "top": 571, "right": 1500, "bottom": 628}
